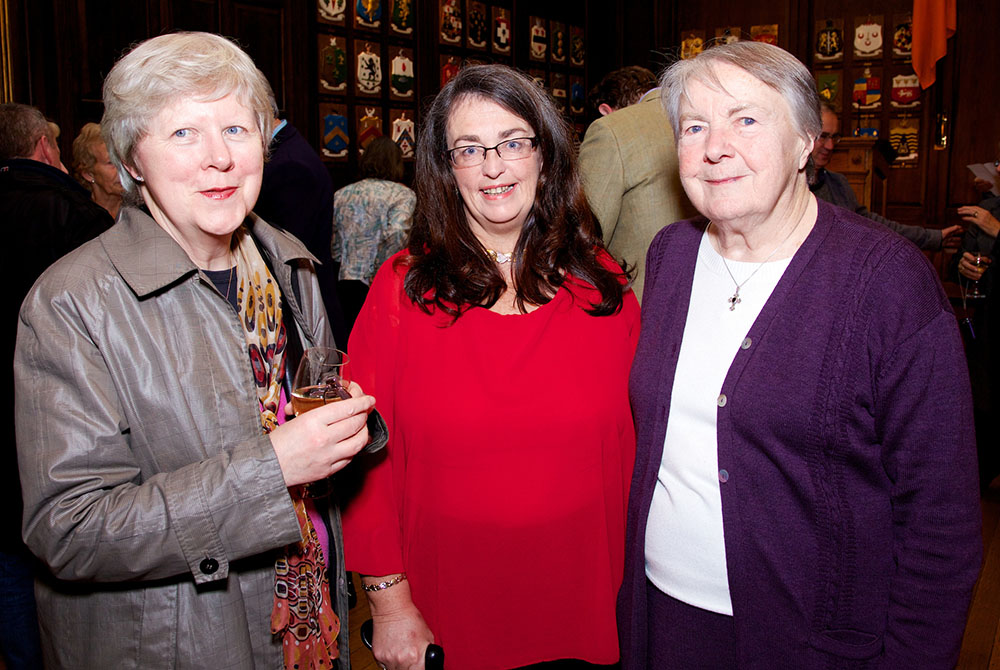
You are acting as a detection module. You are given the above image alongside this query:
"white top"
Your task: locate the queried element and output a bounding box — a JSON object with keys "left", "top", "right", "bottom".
{"left": 644, "top": 230, "right": 792, "bottom": 615}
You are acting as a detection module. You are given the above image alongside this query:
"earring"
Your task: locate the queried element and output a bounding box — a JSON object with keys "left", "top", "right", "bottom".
{"left": 134, "top": 175, "right": 144, "bottom": 183}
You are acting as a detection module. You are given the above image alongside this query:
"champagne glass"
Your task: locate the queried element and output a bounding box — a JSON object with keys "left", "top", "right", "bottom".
{"left": 291, "top": 347, "right": 351, "bottom": 498}
{"left": 968, "top": 252, "right": 990, "bottom": 299}
{"left": 291, "top": 347, "right": 351, "bottom": 415}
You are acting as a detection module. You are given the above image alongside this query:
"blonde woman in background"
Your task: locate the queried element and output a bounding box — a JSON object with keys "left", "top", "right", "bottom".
{"left": 71, "top": 122, "right": 124, "bottom": 220}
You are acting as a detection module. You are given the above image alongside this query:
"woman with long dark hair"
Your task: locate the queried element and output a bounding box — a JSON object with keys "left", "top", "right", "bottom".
{"left": 341, "top": 64, "right": 639, "bottom": 670}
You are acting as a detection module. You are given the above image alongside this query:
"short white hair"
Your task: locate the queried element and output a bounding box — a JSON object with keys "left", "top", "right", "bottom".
{"left": 660, "top": 41, "right": 821, "bottom": 145}
{"left": 102, "top": 32, "right": 273, "bottom": 202}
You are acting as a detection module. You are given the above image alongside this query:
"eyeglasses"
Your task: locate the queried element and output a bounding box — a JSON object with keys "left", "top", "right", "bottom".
{"left": 447, "top": 137, "right": 538, "bottom": 167}
{"left": 818, "top": 132, "right": 842, "bottom": 145}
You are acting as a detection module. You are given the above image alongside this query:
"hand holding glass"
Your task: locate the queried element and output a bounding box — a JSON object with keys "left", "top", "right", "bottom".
{"left": 968, "top": 253, "right": 990, "bottom": 299}
{"left": 292, "top": 347, "right": 351, "bottom": 415}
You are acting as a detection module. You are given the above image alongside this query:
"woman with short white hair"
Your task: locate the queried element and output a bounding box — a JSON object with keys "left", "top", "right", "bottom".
{"left": 15, "top": 31, "right": 382, "bottom": 669}
{"left": 619, "top": 40, "right": 981, "bottom": 669}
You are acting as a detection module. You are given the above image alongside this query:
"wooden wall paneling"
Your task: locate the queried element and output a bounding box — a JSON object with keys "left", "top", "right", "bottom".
{"left": 166, "top": 0, "right": 220, "bottom": 32}
{"left": 785, "top": 0, "right": 807, "bottom": 61}
{"left": 620, "top": 0, "right": 654, "bottom": 71}
{"left": 19, "top": 0, "right": 55, "bottom": 115}
{"left": 2, "top": 0, "right": 26, "bottom": 102}
{"left": 944, "top": 0, "right": 1000, "bottom": 215}
{"left": 78, "top": 0, "right": 156, "bottom": 124}
{"left": 229, "top": 2, "right": 287, "bottom": 113}
{"left": 585, "top": 0, "right": 619, "bottom": 79}
{"left": 41, "top": 1, "right": 87, "bottom": 158}
{"left": 649, "top": 0, "right": 680, "bottom": 73}
{"left": 416, "top": 0, "right": 440, "bottom": 112}
{"left": 279, "top": 1, "right": 310, "bottom": 146}
{"left": 923, "top": 43, "right": 952, "bottom": 231}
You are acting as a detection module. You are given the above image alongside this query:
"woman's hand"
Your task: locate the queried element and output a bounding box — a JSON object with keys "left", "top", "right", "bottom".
{"left": 365, "top": 578, "right": 435, "bottom": 670}
{"left": 973, "top": 177, "right": 996, "bottom": 193}
{"left": 957, "top": 206, "right": 1000, "bottom": 238}
{"left": 957, "top": 251, "right": 992, "bottom": 282}
{"left": 940, "top": 224, "right": 964, "bottom": 249}
{"left": 270, "top": 381, "right": 375, "bottom": 487}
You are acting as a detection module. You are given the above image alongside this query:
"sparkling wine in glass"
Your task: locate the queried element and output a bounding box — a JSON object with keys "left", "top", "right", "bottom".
{"left": 968, "top": 253, "right": 989, "bottom": 299}
{"left": 291, "top": 347, "right": 351, "bottom": 415}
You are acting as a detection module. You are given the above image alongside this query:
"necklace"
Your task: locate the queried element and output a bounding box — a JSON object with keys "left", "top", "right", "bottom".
{"left": 710, "top": 218, "right": 803, "bottom": 311}
{"left": 485, "top": 249, "right": 515, "bottom": 264}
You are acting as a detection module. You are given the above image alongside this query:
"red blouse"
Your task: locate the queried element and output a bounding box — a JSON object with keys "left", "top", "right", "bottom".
{"left": 342, "top": 251, "right": 639, "bottom": 670}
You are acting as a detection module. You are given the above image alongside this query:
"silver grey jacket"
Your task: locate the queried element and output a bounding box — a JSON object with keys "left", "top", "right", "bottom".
{"left": 15, "top": 206, "right": 354, "bottom": 669}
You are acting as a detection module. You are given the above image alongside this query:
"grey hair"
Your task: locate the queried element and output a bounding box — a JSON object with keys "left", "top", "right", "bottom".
{"left": 660, "top": 41, "right": 821, "bottom": 145}
{"left": 0, "top": 103, "right": 51, "bottom": 160}
{"left": 101, "top": 31, "right": 274, "bottom": 202}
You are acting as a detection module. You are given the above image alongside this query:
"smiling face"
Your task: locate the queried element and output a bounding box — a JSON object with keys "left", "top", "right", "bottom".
{"left": 446, "top": 95, "right": 541, "bottom": 244}
{"left": 676, "top": 62, "right": 813, "bottom": 228}
{"left": 128, "top": 93, "right": 264, "bottom": 267}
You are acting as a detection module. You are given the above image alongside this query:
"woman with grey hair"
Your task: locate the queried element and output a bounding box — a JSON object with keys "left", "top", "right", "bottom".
{"left": 619, "top": 41, "right": 980, "bottom": 668}
{"left": 14, "top": 31, "right": 383, "bottom": 669}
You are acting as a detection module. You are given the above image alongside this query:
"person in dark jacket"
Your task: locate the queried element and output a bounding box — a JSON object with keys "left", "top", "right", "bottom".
{"left": 255, "top": 97, "right": 349, "bottom": 345}
{"left": 810, "top": 102, "right": 961, "bottom": 250}
{"left": 952, "top": 156, "right": 1000, "bottom": 488}
{"left": 0, "top": 102, "right": 114, "bottom": 670}
{"left": 620, "top": 41, "right": 980, "bottom": 669}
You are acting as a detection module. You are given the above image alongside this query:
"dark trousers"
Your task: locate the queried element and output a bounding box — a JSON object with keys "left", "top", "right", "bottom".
{"left": 646, "top": 579, "right": 737, "bottom": 669}
{"left": 0, "top": 548, "right": 42, "bottom": 669}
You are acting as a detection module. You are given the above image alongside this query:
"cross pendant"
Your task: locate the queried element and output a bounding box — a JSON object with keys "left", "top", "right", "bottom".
{"left": 728, "top": 291, "right": 741, "bottom": 311}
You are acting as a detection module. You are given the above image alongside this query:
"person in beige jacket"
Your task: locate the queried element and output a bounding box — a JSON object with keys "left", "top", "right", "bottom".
{"left": 580, "top": 70, "right": 697, "bottom": 301}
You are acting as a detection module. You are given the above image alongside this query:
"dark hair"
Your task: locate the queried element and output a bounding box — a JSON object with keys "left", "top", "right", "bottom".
{"left": 404, "top": 64, "right": 628, "bottom": 318}
{"left": 359, "top": 135, "right": 404, "bottom": 182}
{"left": 589, "top": 65, "right": 658, "bottom": 113}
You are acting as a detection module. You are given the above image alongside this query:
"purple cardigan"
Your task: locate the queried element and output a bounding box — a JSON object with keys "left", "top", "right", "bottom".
{"left": 619, "top": 200, "right": 982, "bottom": 669}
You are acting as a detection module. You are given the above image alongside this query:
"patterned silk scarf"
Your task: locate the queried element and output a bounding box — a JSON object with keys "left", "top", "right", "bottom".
{"left": 230, "top": 227, "right": 340, "bottom": 669}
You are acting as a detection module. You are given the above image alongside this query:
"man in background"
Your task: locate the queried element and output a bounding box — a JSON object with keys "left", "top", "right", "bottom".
{"left": 579, "top": 65, "right": 696, "bottom": 301}
{"left": 2, "top": 102, "right": 113, "bottom": 669}
{"left": 811, "top": 103, "right": 961, "bottom": 250}
{"left": 254, "top": 100, "right": 348, "bottom": 345}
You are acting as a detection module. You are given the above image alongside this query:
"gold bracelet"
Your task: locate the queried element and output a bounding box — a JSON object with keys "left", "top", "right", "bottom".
{"left": 362, "top": 573, "right": 408, "bottom": 592}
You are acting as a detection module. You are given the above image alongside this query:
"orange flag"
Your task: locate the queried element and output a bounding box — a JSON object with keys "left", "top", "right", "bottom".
{"left": 912, "top": 0, "right": 956, "bottom": 89}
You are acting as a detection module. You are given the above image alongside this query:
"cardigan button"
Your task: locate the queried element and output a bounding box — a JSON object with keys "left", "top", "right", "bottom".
{"left": 719, "top": 469, "right": 730, "bottom": 483}
{"left": 741, "top": 337, "right": 752, "bottom": 349}
{"left": 717, "top": 394, "right": 727, "bottom": 407}
{"left": 199, "top": 557, "right": 219, "bottom": 575}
